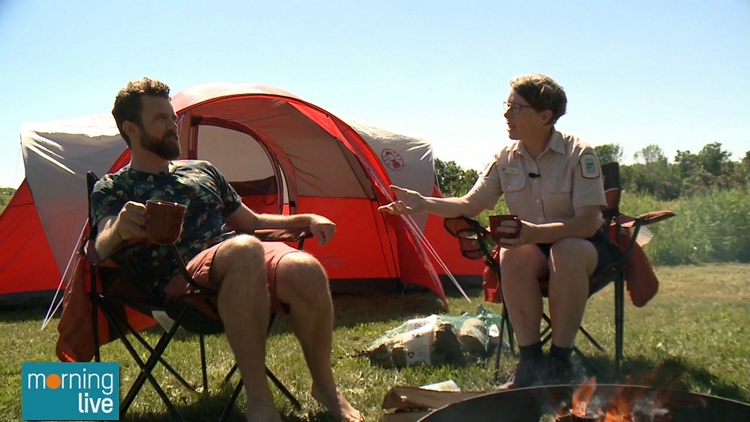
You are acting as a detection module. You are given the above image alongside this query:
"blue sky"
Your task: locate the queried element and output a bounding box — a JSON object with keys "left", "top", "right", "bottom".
{"left": 1, "top": 0, "right": 748, "bottom": 188}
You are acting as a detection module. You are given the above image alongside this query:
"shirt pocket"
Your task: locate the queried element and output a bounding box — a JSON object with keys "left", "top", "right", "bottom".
{"left": 501, "top": 174, "right": 527, "bottom": 212}
{"left": 542, "top": 175, "right": 574, "bottom": 217}
{"left": 502, "top": 174, "right": 527, "bottom": 194}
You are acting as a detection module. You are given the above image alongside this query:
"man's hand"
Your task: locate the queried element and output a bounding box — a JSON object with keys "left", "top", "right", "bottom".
{"left": 378, "top": 185, "right": 427, "bottom": 215}
{"left": 309, "top": 215, "right": 336, "bottom": 246}
{"left": 112, "top": 201, "right": 147, "bottom": 241}
{"left": 93, "top": 201, "right": 147, "bottom": 261}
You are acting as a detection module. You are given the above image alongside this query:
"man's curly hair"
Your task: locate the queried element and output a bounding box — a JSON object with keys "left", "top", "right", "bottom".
{"left": 112, "top": 77, "right": 171, "bottom": 146}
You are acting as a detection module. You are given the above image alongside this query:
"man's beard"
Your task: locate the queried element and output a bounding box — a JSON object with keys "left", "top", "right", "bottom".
{"left": 139, "top": 126, "right": 181, "bottom": 160}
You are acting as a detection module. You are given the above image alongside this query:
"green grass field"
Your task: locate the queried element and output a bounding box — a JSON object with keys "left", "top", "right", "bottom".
{"left": 1, "top": 263, "right": 749, "bottom": 421}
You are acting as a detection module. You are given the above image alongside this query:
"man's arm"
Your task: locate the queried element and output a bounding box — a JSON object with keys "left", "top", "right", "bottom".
{"left": 226, "top": 203, "right": 336, "bottom": 246}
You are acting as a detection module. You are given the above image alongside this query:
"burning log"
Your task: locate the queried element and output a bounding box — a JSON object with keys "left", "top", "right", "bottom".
{"left": 552, "top": 376, "right": 675, "bottom": 422}
{"left": 552, "top": 414, "right": 600, "bottom": 421}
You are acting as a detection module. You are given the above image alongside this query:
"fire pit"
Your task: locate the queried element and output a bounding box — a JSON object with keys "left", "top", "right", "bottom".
{"left": 418, "top": 384, "right": 750, "bottom": 422}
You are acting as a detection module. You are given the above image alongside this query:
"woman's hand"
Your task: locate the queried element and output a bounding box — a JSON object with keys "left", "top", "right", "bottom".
{"left": 497, "top": 219, "right": 540, "bottom": 249}
{"left": 378, "top": 185, "right": 427, "bottom": 215}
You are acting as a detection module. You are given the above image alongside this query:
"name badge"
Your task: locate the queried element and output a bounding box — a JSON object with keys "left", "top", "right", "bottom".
{"left": 502, "top": 166, "right": 520, "bottom": 175}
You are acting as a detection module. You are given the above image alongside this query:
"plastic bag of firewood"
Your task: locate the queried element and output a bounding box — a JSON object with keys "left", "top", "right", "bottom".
{"left": 357, "top": 311, "right": 491, "bottom": 368}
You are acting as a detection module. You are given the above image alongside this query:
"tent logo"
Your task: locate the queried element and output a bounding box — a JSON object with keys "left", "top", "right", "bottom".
{"left": 22, "top": 362, "right": 119, "bottom": 420}
{"left": 381, "top": 149, "right": 405, "bottom": 171}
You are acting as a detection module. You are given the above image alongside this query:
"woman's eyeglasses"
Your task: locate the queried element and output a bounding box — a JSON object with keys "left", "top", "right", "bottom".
{"left": 503, "top": 102, "right": 535, "bottom": 114}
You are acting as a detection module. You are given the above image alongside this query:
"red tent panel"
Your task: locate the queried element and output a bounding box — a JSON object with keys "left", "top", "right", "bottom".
{"left": 0, "top": 180, "right": 60, "bottom": 304}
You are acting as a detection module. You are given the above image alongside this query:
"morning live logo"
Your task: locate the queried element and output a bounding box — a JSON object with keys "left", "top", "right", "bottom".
{"left": 22, "top": 362, "right": 119, "bottom": 420}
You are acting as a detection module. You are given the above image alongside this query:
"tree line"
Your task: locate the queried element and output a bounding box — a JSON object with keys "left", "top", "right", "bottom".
{"left": 0, "top": 188, "right": 16, "bottom": 213}
{"left": 595, "top": 142, "right": 750, "bottom": 200}
{"left": 435, "top": 142, "right": 750, "bottom": 200}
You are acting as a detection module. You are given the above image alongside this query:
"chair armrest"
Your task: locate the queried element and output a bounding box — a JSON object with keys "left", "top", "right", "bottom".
{"left": 636, "top": 210, "right": 676, "bottom": 225}
{"left": 83, "top": 235, "right": 152, "bottom": 266}
{"left": 82, "top": 240, "right": 121, "bottom": 268}
{"left": 618, "top": 210, "right": 676, "bottom": 228}
{"left": 443, "top": 216, "right": 491, "bottom": 239}
{"left": 253, "top": 228, "right": 312, "bottom": 242}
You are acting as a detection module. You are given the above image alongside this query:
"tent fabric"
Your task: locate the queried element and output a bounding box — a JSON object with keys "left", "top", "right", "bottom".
{"left": 0, "top": 83, "right": 484, "bottom": 307}
{"left": 0, "top": 115, "right": 125, "bottom": 306}
{"left": 0, "top": 180, "right": 59, "bottom": 305}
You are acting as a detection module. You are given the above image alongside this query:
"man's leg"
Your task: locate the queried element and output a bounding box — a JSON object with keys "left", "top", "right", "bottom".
{"left": 274, "top": 252, "right": 363, "bottom": 422}
{"left": 211, "top": 235, "right": 280, "bottom": 422}
{"left": 547, "top": 237, "right": 598, "bottom": 348}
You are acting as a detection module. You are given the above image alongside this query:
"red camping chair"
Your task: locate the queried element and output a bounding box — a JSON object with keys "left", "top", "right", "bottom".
{"left": 444, "top": 162, "right": 675, "bottom": 382}
{"left": 55, "top": 171, "right": 310, "bottom": 421}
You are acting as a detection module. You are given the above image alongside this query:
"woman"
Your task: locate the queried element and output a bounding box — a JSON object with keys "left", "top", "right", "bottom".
{"left": 379, "top": 73, "right": 619, "bottom": 388}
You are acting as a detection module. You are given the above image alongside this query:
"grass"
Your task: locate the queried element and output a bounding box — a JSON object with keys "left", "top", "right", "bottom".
{"left": 1, "top": 263, "right": 749, "bottom": 421}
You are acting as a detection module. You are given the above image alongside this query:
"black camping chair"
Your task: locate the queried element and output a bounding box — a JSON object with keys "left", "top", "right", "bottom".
{"left": 444, "top": 162, "right": 675, "bottom": 382}
{"left": 84, "top": 171, "right": 308, "bottom": 421}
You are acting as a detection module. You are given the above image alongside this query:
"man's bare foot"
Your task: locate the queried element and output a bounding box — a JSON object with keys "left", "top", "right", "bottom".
{"left": 312, "top": 385, "right": 364, "bottom": 422}
{"left": 245, "top": 403, "right": 282, "bottom": 422}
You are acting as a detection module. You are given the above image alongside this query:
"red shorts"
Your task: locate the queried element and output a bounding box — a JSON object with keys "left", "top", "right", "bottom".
{"left": 162, "top": 241, "right": 300, "bottom": 318}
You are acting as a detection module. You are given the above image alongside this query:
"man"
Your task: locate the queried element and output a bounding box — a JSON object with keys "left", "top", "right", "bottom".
{"left": 92, "top": 77, "right": 363, "bottom": 422}
{"left": 380, "top": 74, "right": 620, "bottom": 387}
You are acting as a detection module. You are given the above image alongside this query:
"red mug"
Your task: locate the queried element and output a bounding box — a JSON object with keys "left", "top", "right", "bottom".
{"left": 488, "top": 214, "right": 521, "bottom": 243}
{"left": 145, "top": 200, "right": 187, "bottom": 245}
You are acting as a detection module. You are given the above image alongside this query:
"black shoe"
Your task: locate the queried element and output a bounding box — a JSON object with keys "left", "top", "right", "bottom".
{"left": 547, "top": 355, "right": 574, "bottom": 385}
{"left": 499, "top": 358, "right": 544, "bottom": 389}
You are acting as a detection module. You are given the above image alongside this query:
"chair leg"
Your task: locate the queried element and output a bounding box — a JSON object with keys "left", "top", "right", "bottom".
{"left": 505, "top": 308, "right": 515, "bottom": 354}
{"left": 540, "top": 313, "right": 606, "bottom": 379}
{"left": 126, "top": 320, "right": 196, "bottom": 391}
{"left": 266, "top": 368, "right": 302, "bottom": 410}
{"left": 222, "top": 363, "right": 239, "bottom": 386}
{"left": 219, "top": 380, "right": 244, "bottom": 422}
{"left": 541, "top": 313, "right": 553, "bottom": 346}
{"left": 577, "top": 325, "right": 606, "bottom": 353}
{"left": 614, "top": 273, "right": 625, "bottom": 380}
{"left": 572, "top": 345, "right": 602, "bottom": 378}
{"left": 101, "top": 302, "right": 188, "bottom": 421}
{"left": 219, "top": 366, "right": 302, "bottom": 422}
{"left": 493, "top": 304, "right": 513, "bottom": 384}
{"left": 92, "top": 295, "right": 102, "bottom": 363}
{"left": 220, "top": 312, "right": 300, "bottom": 418}
{"left": 540, "top": 307, "right": 605, "bottom": 354}
{"left": 200, "top": 334, "right": 209, "bottom": 393}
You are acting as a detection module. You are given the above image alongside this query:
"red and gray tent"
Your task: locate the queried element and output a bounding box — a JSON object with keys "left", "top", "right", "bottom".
{"left": 0, "top": 83, "right": 483, "bottom": 306}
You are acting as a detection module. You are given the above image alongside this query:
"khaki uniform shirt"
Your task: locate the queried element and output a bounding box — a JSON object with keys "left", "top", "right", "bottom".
{"left": 466, "top": 129, "right": 605, "bottom": 224}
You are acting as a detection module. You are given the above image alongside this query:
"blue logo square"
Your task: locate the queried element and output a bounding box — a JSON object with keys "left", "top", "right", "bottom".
{"left": 22, "top": 362, "right": 119, "bottom": 420}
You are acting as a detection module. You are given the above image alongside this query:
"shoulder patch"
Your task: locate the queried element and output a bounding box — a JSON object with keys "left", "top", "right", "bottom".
{"left": 580, "top": 153, "right": 601, "bottom": 179}
{"left": 481, "top": 162, "right": 496, "bottom": 177}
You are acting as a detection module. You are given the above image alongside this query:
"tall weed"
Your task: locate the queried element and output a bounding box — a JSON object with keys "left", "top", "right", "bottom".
{"left": 622, "top": 188, "right": 750, "bottom": 265}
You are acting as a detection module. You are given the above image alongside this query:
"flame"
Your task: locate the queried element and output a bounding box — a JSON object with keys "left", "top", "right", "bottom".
{"left": 558, "top": 375, "right": 672, "bottom": 421}
{"left": 571, "top": 376, "right": 597, "bottom": 416}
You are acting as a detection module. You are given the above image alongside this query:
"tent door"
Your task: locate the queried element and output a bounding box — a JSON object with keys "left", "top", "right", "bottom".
{"left": 186, "top": 116, "right": 290, "bottom": 215}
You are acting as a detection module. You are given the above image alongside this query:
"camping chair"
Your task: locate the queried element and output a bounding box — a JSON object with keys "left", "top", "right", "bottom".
{"left": 444, "top": 162, "right": 675, "bottom": 382}
{"left": 82, "top": 171, "right": 308, "bottom": 421}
